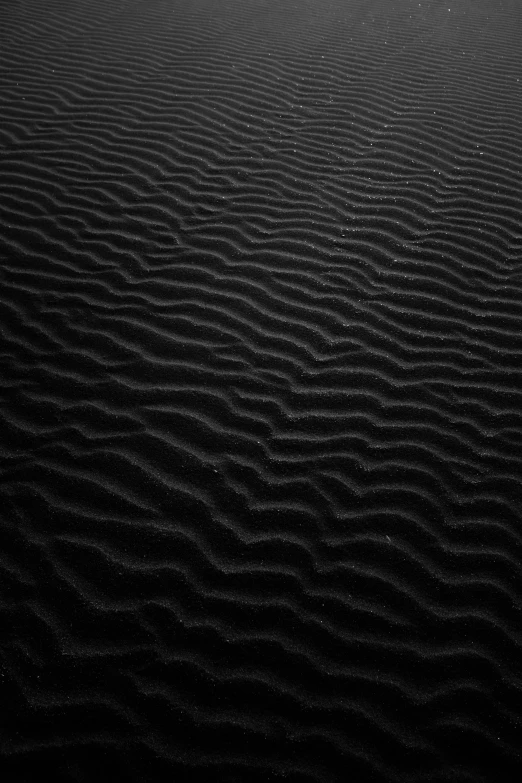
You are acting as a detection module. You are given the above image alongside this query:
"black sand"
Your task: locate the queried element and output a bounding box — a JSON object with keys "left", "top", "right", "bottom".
{"left": 1, "top": 1, "right": 522, "bottom": 781}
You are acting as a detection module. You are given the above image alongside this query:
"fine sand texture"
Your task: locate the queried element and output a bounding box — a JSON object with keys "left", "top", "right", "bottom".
{"left": 1, "top": 1, "right": 522, "bottom": 781}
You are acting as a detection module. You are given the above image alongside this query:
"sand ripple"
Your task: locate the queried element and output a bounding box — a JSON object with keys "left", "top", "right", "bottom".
{"left": 1, "top": 1, "right": 522, "bottom": 781}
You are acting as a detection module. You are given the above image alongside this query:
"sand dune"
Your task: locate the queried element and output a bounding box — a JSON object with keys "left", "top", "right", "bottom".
{"left": 1, "top": 1, "right": 522, "bottom": 781}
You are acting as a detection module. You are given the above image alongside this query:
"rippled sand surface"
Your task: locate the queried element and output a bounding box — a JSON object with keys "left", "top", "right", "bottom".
{"left": 1, "top": 1, "right": 522, "bottom": 781}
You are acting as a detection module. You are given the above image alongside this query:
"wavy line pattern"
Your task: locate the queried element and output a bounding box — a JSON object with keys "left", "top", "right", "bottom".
{"left": 1, "top": 0, "right": 522, "bottom": 781}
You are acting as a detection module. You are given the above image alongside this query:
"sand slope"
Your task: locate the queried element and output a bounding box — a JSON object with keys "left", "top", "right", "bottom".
{"left": 1, "top": 1, "right": 522, "bottom": 780}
